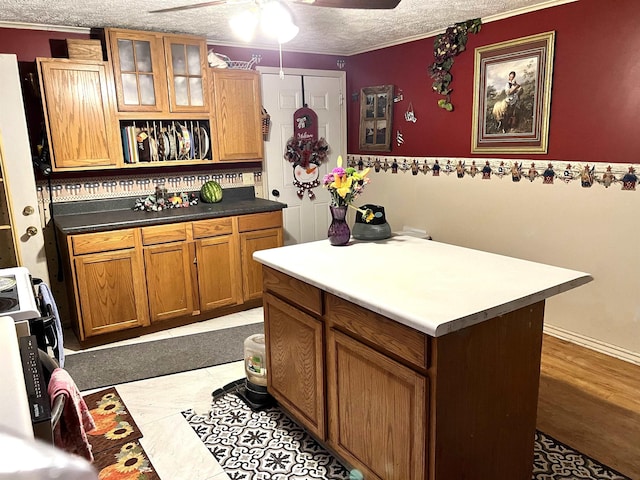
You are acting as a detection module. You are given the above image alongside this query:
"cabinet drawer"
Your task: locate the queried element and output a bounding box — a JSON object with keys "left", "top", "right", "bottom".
{"left": 237, "top": 211, "right": 282, "bottom": 232}
{"left": 326, "top": 294, "right": 430, "bottom": 371}
{"left": 192, "top": 217, "right": 233, "bottom": 238}
{"left": 263, "top": 267, "right": 322, "bottom": 316}
{"left": 71, "top": 229, "right": 136, "bottom": 255}
{"left": 141, "top": 223, "right": 188, "bottom": 245}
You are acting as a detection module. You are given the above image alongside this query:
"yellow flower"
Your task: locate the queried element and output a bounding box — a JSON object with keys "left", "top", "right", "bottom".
{"left": 336, "top": 176, "right": 353, "bottom": 198}
{"left": 105, "top": 421, "right": 134, "bottom": 440}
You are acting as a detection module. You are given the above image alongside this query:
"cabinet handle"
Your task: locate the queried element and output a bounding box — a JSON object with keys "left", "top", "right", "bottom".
{"left": 26, "top": 226, "right": 38, "bottom": 236}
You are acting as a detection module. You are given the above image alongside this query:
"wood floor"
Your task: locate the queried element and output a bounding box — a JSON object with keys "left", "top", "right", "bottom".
{"left": 537, "top": 334, "right": 640, "bottom": 479}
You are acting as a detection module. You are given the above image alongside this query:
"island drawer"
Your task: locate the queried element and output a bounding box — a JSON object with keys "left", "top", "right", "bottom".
{"left": 238, "top": 211, "right": 282, "bottom": 232}
{"left": 192, "top": 217, "right": 233, "bottom": 238}
{"left": 70, "top": 229, "right": 136, "bottom": 255}
{"left": 263, "top": 267, "right": 323, "bottom": 316}
{"left": 325, "top": 294, "right": 430, "bottom": 371}
{"left": 141, "top": 223, "right": 188, "bottom": 245}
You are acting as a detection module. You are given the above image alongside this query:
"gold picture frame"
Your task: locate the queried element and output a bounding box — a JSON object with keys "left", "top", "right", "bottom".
{"left": 359, "top": 85, "right": 394, "bottom": 152}
{"left": 471, "top": 31, "right": 555, "bottom": 154}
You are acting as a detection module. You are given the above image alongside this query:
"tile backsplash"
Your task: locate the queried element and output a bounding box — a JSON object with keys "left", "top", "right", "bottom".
{"left": 36, "top": 167, "right": 264, "bottom": 223}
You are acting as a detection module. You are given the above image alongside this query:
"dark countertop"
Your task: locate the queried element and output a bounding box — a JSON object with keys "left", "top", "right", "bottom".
{"left": 54, "top": 186, "right": 287, "bottom": 234}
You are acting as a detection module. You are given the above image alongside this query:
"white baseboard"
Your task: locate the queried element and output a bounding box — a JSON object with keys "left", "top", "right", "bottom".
{"left": 544, "top": 324, "right": 640, "bottom": 366}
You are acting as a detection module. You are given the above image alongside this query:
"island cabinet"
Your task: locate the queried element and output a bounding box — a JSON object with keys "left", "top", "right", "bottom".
{"left": 37, "top": 58, "right": 122, "bottom": 171}
{"left": 63, "top": 210, "right": 282, "bottom": 342}
{"left": 261, "top": 266, "right": 552, "bottom": 480}
{"left": 67, "top": 229, "right": 149, "bottom": 339}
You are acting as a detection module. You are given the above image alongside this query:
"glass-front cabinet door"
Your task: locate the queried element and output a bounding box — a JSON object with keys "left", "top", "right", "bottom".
{"left": 107, "top": 28, "right": 168, "bottom": 113}
{"left": 164, "top": 34, "right": 209, "bottom": 113}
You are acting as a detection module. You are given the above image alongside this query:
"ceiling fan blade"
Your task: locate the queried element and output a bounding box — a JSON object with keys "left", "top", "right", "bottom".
{"left": 149, "top": 1, "right": 228, "bottom": 14}
{"left": 292, "top": 0, "right": 401, "bottom": 8}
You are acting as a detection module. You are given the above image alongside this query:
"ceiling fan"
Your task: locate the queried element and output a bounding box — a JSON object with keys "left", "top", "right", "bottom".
{"left": 149, "top": 0, "right": 401, "bottom": 14}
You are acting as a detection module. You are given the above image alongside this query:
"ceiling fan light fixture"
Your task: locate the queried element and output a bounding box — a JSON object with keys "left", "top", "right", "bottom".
{"left": 260, "top": 0, "right": 299, "bottom": 43}
{"left": 229, "top": 7, "right": 260, "bottom": 42}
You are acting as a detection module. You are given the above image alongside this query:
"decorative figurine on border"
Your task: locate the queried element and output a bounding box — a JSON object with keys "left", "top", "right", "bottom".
{"left": 511, "top": 162, "right": 522, "bottom": 182}
{"left": 562, "top": 164, "right": 573, "bottom": 183}
{"left": 469, "top": 161, "right": 478, "bottom": 178}
{"left": 411, "top": 160, "right": 419, "bottom": 175}
{"left": 601, "top": 165, "right": 615, "bottom": 188}
{"left": 621, "top": 166, "right": 637, "bottom": 191}
{"left": 456, "top": 160, "right": 465, "bottom": 178}
{"left": 581, "top": 164, "right": 595, "bottom": 188}
{"left": 527, "top": 163, "right": 538, "bottom": 182}
{"left": 543, "top": 163, "right": 555, "bottom": 184}
{"left": 432, "top": 159, "right": 440, "bottom": 176}
{"left": 482, "top": 161, "right": 492, "bottom": 179}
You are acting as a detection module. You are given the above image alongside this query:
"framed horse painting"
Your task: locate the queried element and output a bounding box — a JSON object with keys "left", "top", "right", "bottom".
{"left": 471, "top": 31, "right": 555, "bottom": 154}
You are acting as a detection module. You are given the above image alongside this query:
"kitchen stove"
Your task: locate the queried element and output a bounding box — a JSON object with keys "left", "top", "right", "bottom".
{"left": 0, "top": 266, "right": 40, "bottom": 322}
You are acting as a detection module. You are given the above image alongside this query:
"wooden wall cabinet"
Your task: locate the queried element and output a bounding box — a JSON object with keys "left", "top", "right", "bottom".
{"left": 211, "top": 69, "right": 264, "bottom": 161}
{"left": 64, "top": 210, "right": 282, "bottom": 341}
{"left": 37, "top": 58, "right": 122, "bottom": 171}
{"left": 107, "top": 29, "right": 209, "bottom": 114}
{"left": 106, "top": 28, "right": 169, "bottom": 113}
{"left": 164, "top": 34, "right": 209, "bottom": 113}
{"left": 38, "top": 29, "right": 264, "bottom": 171}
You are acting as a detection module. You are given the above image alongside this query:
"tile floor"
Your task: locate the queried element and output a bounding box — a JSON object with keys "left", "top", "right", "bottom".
{"left": 63, "top": 307, "right": 265, "bottom": 480}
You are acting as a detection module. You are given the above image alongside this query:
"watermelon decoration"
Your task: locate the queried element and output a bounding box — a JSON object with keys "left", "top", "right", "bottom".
{"left": 200, "top": 180, "right": 223, "bottom": 203}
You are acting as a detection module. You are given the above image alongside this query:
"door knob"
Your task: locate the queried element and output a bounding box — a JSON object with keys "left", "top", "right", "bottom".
{"left": 22, "top": 206, "right": 35, "bottom": 215}
{"left": 26, "top": 226, "right": 38, "bottom": 236}
{"left": 272, "top": 189, "right": 280, "bottom": 197}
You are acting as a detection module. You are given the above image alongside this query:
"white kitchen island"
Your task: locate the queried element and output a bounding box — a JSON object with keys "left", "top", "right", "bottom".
{"left": 254, "top": 236, "right": 592, "bottom": 480}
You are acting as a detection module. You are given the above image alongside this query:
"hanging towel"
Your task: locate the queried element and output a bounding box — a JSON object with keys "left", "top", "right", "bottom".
{"left": 39, "top": 282, "right": 65, "bottom": 367}
{"left": 48, "top": 368, "right": 96, "bottom": 462}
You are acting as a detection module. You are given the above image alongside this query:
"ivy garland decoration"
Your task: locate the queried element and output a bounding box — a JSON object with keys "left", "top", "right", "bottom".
{"left": 428, "top": 18, "right": 482, "bottom": 111}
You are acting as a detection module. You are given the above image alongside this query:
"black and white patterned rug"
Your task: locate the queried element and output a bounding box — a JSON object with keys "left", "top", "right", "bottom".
{"left": 182, "top": 392, "right": 630, "bottom": 480}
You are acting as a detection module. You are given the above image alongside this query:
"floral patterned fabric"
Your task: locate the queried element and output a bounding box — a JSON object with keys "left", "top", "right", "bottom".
{"left": 83, "top": 387, "right": 159, "bottom": 480}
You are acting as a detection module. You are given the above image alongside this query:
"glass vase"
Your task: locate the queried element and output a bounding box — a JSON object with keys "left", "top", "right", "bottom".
{"left": 328, "top": 205, "right": 350, "bottom": 246}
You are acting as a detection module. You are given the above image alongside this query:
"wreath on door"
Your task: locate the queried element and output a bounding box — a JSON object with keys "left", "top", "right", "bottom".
{"left": 284, "top": 137, "right": 329, "bottom": 199}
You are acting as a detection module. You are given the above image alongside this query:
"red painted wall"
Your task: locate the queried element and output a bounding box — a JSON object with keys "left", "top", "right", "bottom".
{"left": 2, "top": 0, "right": 638, "bottom": 165}
{"left": 346, "top": 0, "right": 640, "bottom": 164}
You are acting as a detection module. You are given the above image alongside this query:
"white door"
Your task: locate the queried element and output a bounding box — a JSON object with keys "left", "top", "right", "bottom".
{"left": 259, "top": 68, "right": 346, "bottom": 245}
{"left": 0, "top": 54, "right": 50, "bottom": 284}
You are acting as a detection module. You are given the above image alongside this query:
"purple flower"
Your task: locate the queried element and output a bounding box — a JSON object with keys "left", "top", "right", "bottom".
{"left": 332, "top": 167, "right": 346, "bottom": 177}
{"left": 322, "top": 174, "right": 334, "bottom": 185}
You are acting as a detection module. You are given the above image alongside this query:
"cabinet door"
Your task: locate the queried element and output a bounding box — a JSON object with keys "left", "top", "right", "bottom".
{"left": 327, "top": 329, "right": 428, "bottom": 480}
{"left": 195, "top": 234, "right": 241, "bottom": 311}
{"left": 240, "top": 227, "right": 283, "bottom": 302}
{"left": 107, "top": 28, "right": 168, "bottom": 113}
{"left": 74, "top": 249, "right": 149, "bottom": 339}
{"left": 164, "top": 35, "right": 209, "bottom": 113}
{"left": 144, "top": 242, "right": 195, "bottom": 322}
{"left": 264, "top": 293, "right": 326, "bottom": 439}
{"left": 212, "top": 69, "right": 264, "bottom": 161}
{"left": 37, "top": 58, "right": 122, "bottom": 170}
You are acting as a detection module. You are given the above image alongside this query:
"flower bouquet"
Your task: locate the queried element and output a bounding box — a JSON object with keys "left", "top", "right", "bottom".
{"left": 322, "top": 156, "right": 373, "bottom": 245}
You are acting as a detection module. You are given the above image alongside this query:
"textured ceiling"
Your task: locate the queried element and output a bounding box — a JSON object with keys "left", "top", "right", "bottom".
{"left": 0, "top": 0, "right": 568, "bottom": 55}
